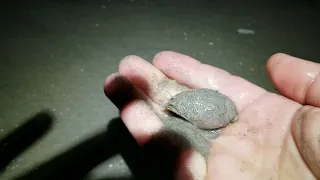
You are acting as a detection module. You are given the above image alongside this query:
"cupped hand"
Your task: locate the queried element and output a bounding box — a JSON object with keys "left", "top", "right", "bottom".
{"left": 104, "top": 51, "right": 320, "bottom": 180}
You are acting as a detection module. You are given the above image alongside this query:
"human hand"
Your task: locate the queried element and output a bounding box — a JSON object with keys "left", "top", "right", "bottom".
{"left": 104, "top": 51, "right": 320, "bottom": 180}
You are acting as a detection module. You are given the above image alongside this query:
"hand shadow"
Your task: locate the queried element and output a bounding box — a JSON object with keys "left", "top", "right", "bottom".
{"left": 8, "top": 116, "right": 138, "bottom": 180}
{"left": 0, "top": 111, "right": 54, "bottom": 173}
{"left": 1, "top": 111, "right": 196, "bottom": 180}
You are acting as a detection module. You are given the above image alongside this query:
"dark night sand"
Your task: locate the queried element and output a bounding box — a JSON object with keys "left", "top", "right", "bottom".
{"left": 157, "top": 88, "right": 238, "bottom": 159}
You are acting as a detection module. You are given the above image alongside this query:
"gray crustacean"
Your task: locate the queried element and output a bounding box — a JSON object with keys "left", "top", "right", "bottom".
{"left": 165, "top": 88, "right": 238, "bottom": 130}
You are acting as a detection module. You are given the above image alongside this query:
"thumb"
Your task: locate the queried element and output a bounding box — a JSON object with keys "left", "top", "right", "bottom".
{"left": 266, "top": 53, "right": 320, "bottom": 107}
{"left": 268, "top": 53, "right": 320, "bottom": 178}
{"left": 291, "top": 105, "right": 320, "bottom": 179}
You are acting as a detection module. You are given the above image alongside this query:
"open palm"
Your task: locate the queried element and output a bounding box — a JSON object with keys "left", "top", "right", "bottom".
{"left": 104, "top": 52, "right": 320, "bottom": 180}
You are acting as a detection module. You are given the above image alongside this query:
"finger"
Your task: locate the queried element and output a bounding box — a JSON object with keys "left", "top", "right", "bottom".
{"left": 175, "top": 150, "right": 207, "bottom": 180}
{"left": 152, "top": 51, "right": 267, "bottom": 112}
{"left": 291, "top": 106, "right": 320, "bottom": 179}
{"left": 104, "top": 73, "right": 164, "bottom": 145}
{"left": 118, "top": 55, "right": 190, "bottom": 107}
{"left": 104, "top": 72, "right": 139, "bottom": 110}
{"left": 266, "top": 53, "right": 320, "bottom": 107}
{"left": 122, "top": 103, "right": 207, "bottom": 180}
{"left": 121, "top": 99, "right": 164, "bottom": 145}
{"left": 105, "top": 72, "right": 207, "bottom": 179}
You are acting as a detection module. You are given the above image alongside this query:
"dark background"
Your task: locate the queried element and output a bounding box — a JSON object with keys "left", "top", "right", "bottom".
{"left": 1, "top": 0, "right": 319, "bottom": 179}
